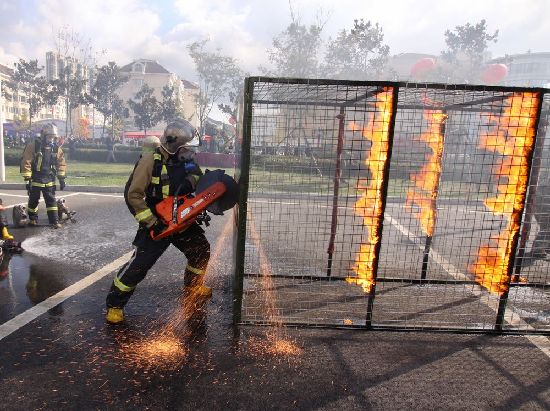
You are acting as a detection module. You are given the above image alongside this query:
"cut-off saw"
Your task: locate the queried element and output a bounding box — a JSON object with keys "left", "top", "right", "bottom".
{"left": 151, "top": 169, "right": 239, "bottom": 240}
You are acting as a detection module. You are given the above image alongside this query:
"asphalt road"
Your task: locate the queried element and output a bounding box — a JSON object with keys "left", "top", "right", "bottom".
{"left": 0, "top": 189, "right": 548, "bottom": 410}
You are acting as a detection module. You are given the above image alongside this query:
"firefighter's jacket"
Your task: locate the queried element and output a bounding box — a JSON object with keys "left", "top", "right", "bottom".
{"left": 20, "top": 137, "right": 66, "bottom": 184}
{"left": 125, "top": 147, "right": 203, "bottom": 228}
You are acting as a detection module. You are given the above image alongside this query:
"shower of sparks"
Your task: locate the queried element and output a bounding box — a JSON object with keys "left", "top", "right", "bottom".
{"left": 247, "top": 212, "right": 303, "bottom": 358}
{"left": 113, "top": 217, "right": 235, "bottom": 372}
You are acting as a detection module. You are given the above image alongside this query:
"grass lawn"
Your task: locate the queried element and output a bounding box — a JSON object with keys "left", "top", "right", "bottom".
{"left": 5, "top": 163, "right": 136, "bottom": 187}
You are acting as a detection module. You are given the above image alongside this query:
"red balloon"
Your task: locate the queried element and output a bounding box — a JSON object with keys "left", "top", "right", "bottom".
{"left": 481, "top": 64, "right": 508, "bottom": 84}
{"left": 410, "top": 57, "right": 436, "bottom": 77}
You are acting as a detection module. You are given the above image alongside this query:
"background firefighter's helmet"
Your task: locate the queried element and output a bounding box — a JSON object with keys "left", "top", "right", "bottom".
{"left": 40, "top": 123, "right": 59, "bottom": 142}
{"left": 143, "top": 135, "right": 161, "bottom": 152}
{"left": 160, "top": 119, "right": 196, "bottom": 155}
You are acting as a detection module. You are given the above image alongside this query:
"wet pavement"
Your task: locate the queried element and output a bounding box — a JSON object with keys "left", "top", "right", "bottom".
{"left": 0, "top": 189, "right": 549, "bottom": 410}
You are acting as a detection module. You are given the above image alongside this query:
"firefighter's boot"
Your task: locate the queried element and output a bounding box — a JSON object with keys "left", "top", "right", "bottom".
{"left": 1, "top": 227, "right": 14, "bottom": 240}
{"left": 106, "top": 308, "right": 125, "bottom": 324}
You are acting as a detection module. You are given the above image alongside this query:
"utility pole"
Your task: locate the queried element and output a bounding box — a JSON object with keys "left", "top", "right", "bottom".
{"left": 0, "top": 76, "right": 5, "bottom": 182}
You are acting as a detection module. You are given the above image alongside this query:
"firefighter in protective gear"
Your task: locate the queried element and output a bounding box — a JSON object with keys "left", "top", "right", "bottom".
{"left": 20, "top": 123, "right": 67, "bottom": 228}
{"left": 105, "top": 120, "right": 210, "bottom": 324}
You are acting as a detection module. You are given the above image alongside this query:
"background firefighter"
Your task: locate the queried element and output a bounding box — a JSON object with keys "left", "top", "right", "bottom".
{"left": 105, "top": 120, "right": 211, "bottom": 324}
{"left": 20, "top": 123, "right": 67, "bottom": 228}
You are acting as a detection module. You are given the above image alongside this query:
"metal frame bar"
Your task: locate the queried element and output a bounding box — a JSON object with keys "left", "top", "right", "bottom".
{"left": 495, "top": 91, "right": 544, "bottom": 332}
{"left": 232, "top": 78, "right": 255, "bottom": 324}
{"left": 326, "top": 108, "right": 346, "bottom": 277}
{"left": 237, "top": 321, "right": 550, "bottom": 336}
{"left": 365, "top": 86, "right": 399, "bottom": 328}
{"left": 241, "top": 273, "right": 549, "bottom": 288}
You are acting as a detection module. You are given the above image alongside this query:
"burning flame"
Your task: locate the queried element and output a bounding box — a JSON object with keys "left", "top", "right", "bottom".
{"left": 406, "top": 110, "right": 448, "bottom": 236}
{"left": 470, "top": 92, "right": 539, "bottom": 294}
{"left": 346, "top": 88, "right": 394, "bottom": 293}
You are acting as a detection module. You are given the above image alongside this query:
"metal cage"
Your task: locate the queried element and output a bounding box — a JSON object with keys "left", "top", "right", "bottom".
{"left": 233, "top": 77, "right": 550, "bottom": 335}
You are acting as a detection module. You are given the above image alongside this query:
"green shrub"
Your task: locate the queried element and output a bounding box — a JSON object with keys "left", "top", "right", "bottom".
{"left": 69, "top": 149, "right": 141, "bottom": 163}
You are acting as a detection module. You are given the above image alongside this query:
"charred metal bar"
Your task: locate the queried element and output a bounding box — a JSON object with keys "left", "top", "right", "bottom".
{"left": 233, "top": 78, "right": 255, "bottom": 325}
{"left": 420, "top": 236, "right": 433, "bottom": 279}
{"left": 253, "top": 99, "right": 344, "bottom": 108}
{"left": 397, "top": 104, "right": 502, "bottom": 113}
{"left": 444, "top": 93, "right": 513, "bottom": 110}
{"left": 341, "top": 87, "right": 387, "bottom": 107}
{"left": 238, "top": 321, "right": 550, "bottom": 336}
{"left": 242, "top": 272, "right": 549, "bottom": 288}
{"left": 420, "top": 111, "right": 447, "bottom": 280}
{"left": 365, "top": 86, "right": 399, "bottom": 329}
{"left": 495, "top": 92, "right": 544, "bottom": 332}
{"left": 327, "top": 108, "right": 346, "bottom": 277}
{"left": 513, "top": 111, "right": 548, "bottom": 281}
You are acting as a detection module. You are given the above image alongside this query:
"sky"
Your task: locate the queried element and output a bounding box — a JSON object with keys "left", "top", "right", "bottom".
{"left": 1, "top": 0, "right": 549, "bottom": 83}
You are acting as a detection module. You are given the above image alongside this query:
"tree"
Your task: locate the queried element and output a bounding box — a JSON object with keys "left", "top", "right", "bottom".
{"left": 88, "top": 62, "right": 127, "bottom": 138}
{"left": 7, "top": 59, "right": 55, "bottom": 129}
{"left": 127, "top": 84, "right": 161, "bottom": 134}
{"left": 52, "top": 25, "right": 105, "bottom": 138}
{"left": 218, "top": 74, "right": 244, "bottom": 131}
{"left": 53, "top": 65, "right": 88, "bottom": 136}
{"left": 322, "top": 19, "right": 390, "bottom": 80}
{"left": 188, "top": 39, "right": 242, "bottom": 137}
{"left": 440, "top": 19, "right": 499, "bottom": 83}
{"left": 264, "top": 14, "right": 324, "bottom": 78}
{"left": 160, "top": 84, "right": 181, "bottom": 122}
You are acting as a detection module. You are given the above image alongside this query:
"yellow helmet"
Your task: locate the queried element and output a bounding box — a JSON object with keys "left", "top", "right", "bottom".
{"left": 160, "top": 119, "right": 196, "bottom": 155}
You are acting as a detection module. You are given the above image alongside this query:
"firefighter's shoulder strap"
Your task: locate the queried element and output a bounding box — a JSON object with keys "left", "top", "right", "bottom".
{"left": 146, "top": 148, "right": 168, "bottom": 200}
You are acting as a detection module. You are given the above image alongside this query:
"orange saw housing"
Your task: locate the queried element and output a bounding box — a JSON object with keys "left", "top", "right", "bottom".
{"left": 150, "top": 181, "right": 227, "bottom": 240}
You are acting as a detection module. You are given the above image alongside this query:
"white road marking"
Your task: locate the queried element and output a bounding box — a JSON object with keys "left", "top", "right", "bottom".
{"left": 0, "top": 251, "right": 132, "bottom": 341}
{"left": 0, "top": 192, "right": 80, "bottom": 209}
{"left": 385, "top": 212, "right": 550, "bottom": 358}
{"left": 78, "top": 192, "right": 124, "bottom": 198}
{"left": 0, "top": 192, "right": 29, "bottom": 198}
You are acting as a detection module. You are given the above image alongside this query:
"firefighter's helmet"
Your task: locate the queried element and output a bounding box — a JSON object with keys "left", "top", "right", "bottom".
{"left": 160, "top": 119, "right": 196, "bottom": 155}
{"left": 143, "top": 135, "right": 160, "bottom": 153}
{"left": 40, "top": 123, "right": 59, "bottom": 142}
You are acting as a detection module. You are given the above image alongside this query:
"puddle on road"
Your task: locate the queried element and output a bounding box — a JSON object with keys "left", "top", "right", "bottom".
{"left": 0, "top": 252, "right": 68, "bottom": 322}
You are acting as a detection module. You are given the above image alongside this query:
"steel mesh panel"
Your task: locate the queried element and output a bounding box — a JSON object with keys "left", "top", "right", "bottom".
{"left": 235, "top": 78, "right": 549, "bottom": 334}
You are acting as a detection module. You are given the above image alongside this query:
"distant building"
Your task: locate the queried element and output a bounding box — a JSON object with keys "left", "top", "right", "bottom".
{"left": 0, "top": 62, "right": 66, "bottom": 126}
{"left": 180, "top": 79, "right": 199, "bottom": 128}
{"left": 119, "top": 59, "right": 199, "bottom": 135}
{"left": 490, "top": 52, "right": 550, "bottom": 87}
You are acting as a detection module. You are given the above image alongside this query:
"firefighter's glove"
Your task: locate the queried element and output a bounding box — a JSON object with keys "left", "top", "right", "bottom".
{"left": 150, "top": 219, "right": 167, "bottom": 239}
{"left": 58, "top": 178, "right": 66, "bottom": 191}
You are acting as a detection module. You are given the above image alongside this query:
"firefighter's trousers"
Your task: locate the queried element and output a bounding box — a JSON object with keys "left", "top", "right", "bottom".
{"left": 28, "top": 181, "right": 58, "bottom": 224}
{"left": 106, "top": 223, "right": 210, "bottom": 308}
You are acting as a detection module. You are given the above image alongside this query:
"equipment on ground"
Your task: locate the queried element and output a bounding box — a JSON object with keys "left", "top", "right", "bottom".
{"left": 57, "top": 198, "right": 77, "bottom": 223}
{"left": 151, "top": 169, "right": 239, "bottom": 240}
{"left": 12, "top": 205, "right": 29, "bottom": 227}
{"left": 0, "top": 238, "right": 23, "bottom": 254}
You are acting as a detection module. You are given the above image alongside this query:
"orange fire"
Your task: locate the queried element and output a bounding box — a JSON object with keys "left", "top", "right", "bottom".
{"left": 470, "top": 92, "right": 539, "bottom": 294}
{"left": 406, "top": 111, "right": 448, "bottom": 236}
{"left": 346, "top": 88, "right": 394, "bottom": 293}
